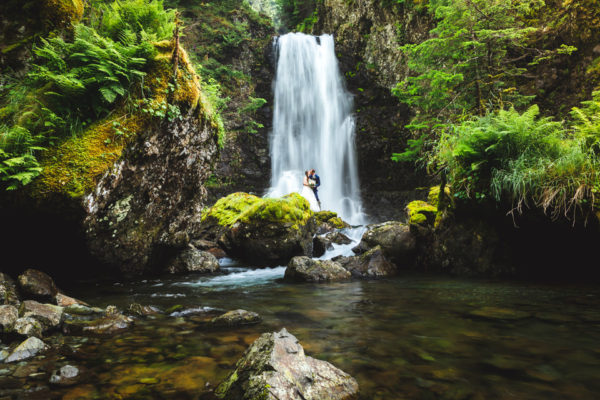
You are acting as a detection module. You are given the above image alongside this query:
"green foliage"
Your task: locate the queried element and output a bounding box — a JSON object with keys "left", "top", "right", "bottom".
{"left": 436, "top": 104, "right": 600, "bottom": 219}
{"left": 0, "top": 0, "right": 176, "bottom": 190}
{"left": 92, "top": 0, "right": 176, "bottom": 44}
{"left": 276, "top": 0, "right": 319, "bottom": 30}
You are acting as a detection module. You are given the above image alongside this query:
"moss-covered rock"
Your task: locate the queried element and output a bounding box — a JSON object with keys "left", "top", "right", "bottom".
{"left": 353, "top": 221, "right": 416, "bottom": 266}
{"left": 406, "top": 200, "right": 437, "bottom": 226}
{"left": 203, "top": 192, "right": 313, "bottom": 228}
{"left": 314, "top": 210, "right": 350, "bottom": 233}
{"left": 203, "top": 192, "right": 317, "bottom": 266}
{"left": 41, "top": 0, "right": 84, "bottom": 30}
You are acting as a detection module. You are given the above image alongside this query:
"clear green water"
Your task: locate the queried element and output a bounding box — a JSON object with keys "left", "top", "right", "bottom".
{"left": 35, "top": 270, "right": 599, "bottom": 400}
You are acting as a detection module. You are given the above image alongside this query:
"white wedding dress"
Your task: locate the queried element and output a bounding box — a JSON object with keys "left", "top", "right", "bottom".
{"left": 300, "top": 185, "right": 321, "bottom": 212}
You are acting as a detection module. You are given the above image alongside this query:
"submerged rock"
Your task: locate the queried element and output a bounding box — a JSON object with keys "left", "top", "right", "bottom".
{"left": 0, "top": 273, "right": 20, "bottom": 306}
{"left": 0, "top": 305, "right": 18, "bottom": 333}
{"left": 50, "top": 365, "right": 81, "bottom": 386}
{"left": 211, "top": 309, "right": 262, "bottom": 327}
{"left": 127, "top": 303, "right": 161, "bottom": 317}
{"left": 284, "top": 257, "right": 351, "bottom": 283}
{"left": 165, "top": 246, "right": 220, "bottom": 274}
{"left": 5, "top": 337, "right": 48, "bottom": 363}
{"left": 17, "top": 269, "right": 58, "bottom": 301}
{"left": 215, "top": 328, "right": 358, "bottom": 399}
{"left": 20, "top": 300, "right": 63, "bottom": 331}
{"left": 204, "top": 192, "right": 317, "bottom": 266}
{"left": 353, "top": 221, "right": 416, "bottom": 266}
{"left": 335, "top": 246, "right": 397, "bottom": 278}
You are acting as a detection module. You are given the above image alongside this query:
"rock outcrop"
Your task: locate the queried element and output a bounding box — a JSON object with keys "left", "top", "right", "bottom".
{"left": 0, "top": 305, "right": 18, "bottom": 333}
{"left": 84, "top": 112, "right": 220, "bottom": 275}
{"left": 284, "top": 256, "right": 351, "bottom": 283}
{"left": 202, "top": 192, "right": 317, "bottom": 266}
{"left": 353, "top": 221, "right": 416, "bottom": 266}
{"left": 215, "top": 328, "right": 359, "bottom": 400}
{"left": 335, "top": 245, "right": 397, "bottom": 278}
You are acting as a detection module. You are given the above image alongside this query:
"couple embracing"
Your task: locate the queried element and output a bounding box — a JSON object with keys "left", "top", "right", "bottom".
{"left": 301, "top": 169, "right": 321, "bottom": 212}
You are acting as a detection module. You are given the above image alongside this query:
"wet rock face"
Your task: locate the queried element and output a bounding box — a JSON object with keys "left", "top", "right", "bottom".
{"left": 84, "top": 114, "right": 220, "bottom": 276}
{"left": 215, "top": 328, "right": 359, "bottom": 400}
{"left": 0, "top": 273, "right": 20, "bottom": 306}
{"left": 354, "top": 221, "right": 416, "bottom": 266}
{"left": 165, "top": 246, "right": 220, "bottom": 274}
{"left": 284, "top": 256, "right": 351, "bottom": 283}
{"left": 17, "top": 269, "right": 57, "bottom": 301}
{"left": 310, "top": 1, "right": 433, "bottom": 221}
{"left": 335, "top": 245, "right": 397, "bottom": 278}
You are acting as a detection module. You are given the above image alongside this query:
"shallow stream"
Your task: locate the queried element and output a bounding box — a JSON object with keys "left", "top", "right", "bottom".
{"left": 12, "top": 227, "right": 597, "bottom": 399}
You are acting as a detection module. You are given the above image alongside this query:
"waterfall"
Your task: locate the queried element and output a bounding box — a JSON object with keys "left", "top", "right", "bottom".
{"left": 267, "top": 33, "right": 365, "bottom": 224}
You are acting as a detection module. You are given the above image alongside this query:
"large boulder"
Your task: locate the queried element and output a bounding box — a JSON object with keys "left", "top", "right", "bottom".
{"left": 17, "top": 269, "right": 58, "bottom": 301}
{"left": 19, "top": 300, "right": 64, "bottom": 331}
{"left": 335, "top": 246, "right": 397, "bottom": 278}
{"left": 0, "top": 305, "right": 18, "bottom": 333}
{"left": 284, "top": 257, "right": 351, "bottom": 283}
{"left": 353, "top": 221, "right": 416, "bottom": 266}
{"left": 0, "top": 272, "right": 20, "bottom": 306}
{"left": 215, "top": 328, "right": 359, "bottom": 400}
{"left": 165, "top": 246, "right": 220, "bottom": 274}
{"left": 203, "top": 192, "right": 317, "bottom": 266}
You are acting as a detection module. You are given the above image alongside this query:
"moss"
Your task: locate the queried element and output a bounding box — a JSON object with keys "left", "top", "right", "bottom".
{"left": 406, "top": 200, "right": 437, "bottom": 226}
{"left": 202, "top": 192, "right": 313, "bottom": 228}
{"left": 32, "top": 113, "right": 146, "bottom": 199}
{"left": 314, "top": 210, "right": 349, "bottom": 229}
{"left": 42, "top": 0, "right": 84, "bottom": 30}
{"left": 428, "top": 185, "right": 451, "bottom": 209}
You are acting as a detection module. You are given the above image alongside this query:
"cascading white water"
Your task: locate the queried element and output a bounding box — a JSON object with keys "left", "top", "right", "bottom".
{"left": 266, "top": 33, "right": 365, "bottom": 224}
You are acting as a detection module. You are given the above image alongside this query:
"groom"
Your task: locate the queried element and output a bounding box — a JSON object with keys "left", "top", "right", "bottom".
{"left": 309, "top": 169, "right": 321, "bottom": 206}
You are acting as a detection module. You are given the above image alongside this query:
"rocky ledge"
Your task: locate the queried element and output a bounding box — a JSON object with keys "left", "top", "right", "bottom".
{"left": 215, "top": 328, "right": 359, "bottom": 400}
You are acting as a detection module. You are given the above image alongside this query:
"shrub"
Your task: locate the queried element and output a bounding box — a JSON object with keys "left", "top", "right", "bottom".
{"left": 436, "top": 104, "right": 599, "bottom": 219}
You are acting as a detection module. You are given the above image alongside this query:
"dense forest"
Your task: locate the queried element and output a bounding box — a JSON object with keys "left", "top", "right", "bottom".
{"left": 1, "top": 1, "right": 600, "bottom": 399}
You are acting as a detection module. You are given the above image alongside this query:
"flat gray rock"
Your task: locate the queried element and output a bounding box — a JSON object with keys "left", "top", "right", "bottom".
{"left": 5, "top": 337, "right": 48, "bottom": 363}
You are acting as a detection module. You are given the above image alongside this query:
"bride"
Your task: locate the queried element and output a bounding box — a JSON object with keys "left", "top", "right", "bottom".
{"left": 301, "top": 170, "right": 320, "bottom": 212}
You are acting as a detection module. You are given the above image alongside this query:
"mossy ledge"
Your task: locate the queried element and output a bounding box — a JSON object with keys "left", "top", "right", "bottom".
{"left": 30, "top": 39, "right": 213, "bottom": 201}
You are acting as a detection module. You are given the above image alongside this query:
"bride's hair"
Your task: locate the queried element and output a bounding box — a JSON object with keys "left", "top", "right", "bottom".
{"left": 304, "top": 170, "right": 308, "bottom": 177}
